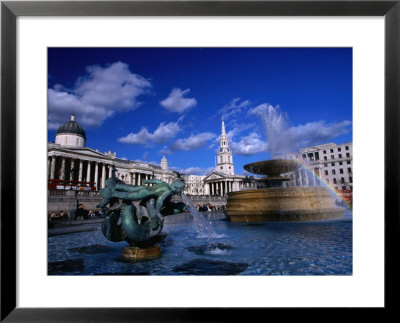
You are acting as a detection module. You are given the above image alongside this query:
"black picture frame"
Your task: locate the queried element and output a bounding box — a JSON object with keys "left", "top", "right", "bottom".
{"left": 1, "top": 1, "right": 398, "bottom": 321}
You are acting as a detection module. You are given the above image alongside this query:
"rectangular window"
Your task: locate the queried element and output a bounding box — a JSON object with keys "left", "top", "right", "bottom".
{"left": 331, "top": 162, "right": 335, "bottom": 166}
{"left": 339, "top": 161, "right": 343, "bottom": 165}
{"left": 333, "top": 178, "right": 337, "bottom": 184}
{"left": 340, "top": 169, "right": 344, "bottom": 174}
{"left": 332, "top": 169, "right": 336, "bottom": 175}
{"left": 330, "top": 149, "right": 333, "bottom": 153}
{"left": 347, "top": 161, "right": 351, "bottom": 164}
{"left": 348, "top": 168, "right": 352, "bottom": 173}
{"left": 345, "top": 146, "right": 349, "bottom": 150}
{"left": 302, "top": 154, "right": 306, "bottom": 159}
{"left": 324, "top": 163, "right": 328, "bottom": 167}
{"left": 315, "top": 152, "right": 319, "bottom": 160}
{"left": 349, "top": 176, "right": 353, "bottom": 183}
{"left": 323, "top": 150, "right": 326, "bottom": 154}
{"left": 338, "top": 147, "right": 341, "bottom": 152}
{"left": 339, "top": 154, "right": 342, "bottom": 158}
{"left": 341, "top": 177, "right": 345, "bottom": 184}
{"left": 324, "top": 156, "right": 327, "bottom": 160}
{"left": 325, "top": 170, "right": 328, "bottom": 175}
{"left": 331, "top": 155, "right": 334, "bottom": 159}
{"left": 346, "top": 153, "right": 350, "bottom": 157}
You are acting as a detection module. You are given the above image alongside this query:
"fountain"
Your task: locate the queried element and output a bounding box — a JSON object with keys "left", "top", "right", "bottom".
{"left": 226, "top": 105, "right": 346, "bottom": 222}
{"left": 47, "top": 105, "right": 351, "bottom": 275}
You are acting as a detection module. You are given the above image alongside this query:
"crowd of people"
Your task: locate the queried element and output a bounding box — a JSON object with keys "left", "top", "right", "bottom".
{"left": 74, "top": 204, "right": 103, "bottom": 220}
{"left": 49, "top": 201, "right": 225, "bottom": 223}
{"left": 196, "top": 203, "right": 226, "bottom": 212}
{"left": 48, "top": 203, "right": 103, "bottom": 222}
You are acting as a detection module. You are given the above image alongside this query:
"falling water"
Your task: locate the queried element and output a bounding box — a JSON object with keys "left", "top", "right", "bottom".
{"left": 180, "top": 193, "right": 227, "bottom": 250}
{"left": 181, "top": 193, "right": 215, "bottom": 237}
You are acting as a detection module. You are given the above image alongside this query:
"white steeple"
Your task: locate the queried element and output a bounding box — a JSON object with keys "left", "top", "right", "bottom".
{"left": 161, "top": 155, "right": 168, "bottom": 170}
{"left": 215, "top": 117, "right": 234, "bottom": 175}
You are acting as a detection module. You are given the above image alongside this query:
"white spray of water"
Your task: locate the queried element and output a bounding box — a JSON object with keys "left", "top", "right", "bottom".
{"left": 181, "top": 193, "right": 226, "bottom": 240}
{"left": 250, "top": 104, "right": 294, "bottom": 159}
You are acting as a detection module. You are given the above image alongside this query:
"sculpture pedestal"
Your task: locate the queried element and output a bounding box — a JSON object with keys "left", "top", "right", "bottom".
{"left": 122, "top": 245, "right": 161, "bottom": 260}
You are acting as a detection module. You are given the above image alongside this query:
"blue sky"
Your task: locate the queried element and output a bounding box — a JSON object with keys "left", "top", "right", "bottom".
{"left": 48, "top": 48, "right": 352, "bottom": 175}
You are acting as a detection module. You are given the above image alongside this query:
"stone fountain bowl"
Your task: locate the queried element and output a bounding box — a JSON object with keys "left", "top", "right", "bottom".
{"left": 243, "top": 159, "right": 301, "bottom": 176}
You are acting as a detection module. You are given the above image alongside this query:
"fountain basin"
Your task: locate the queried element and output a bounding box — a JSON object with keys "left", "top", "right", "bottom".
{"left": 243, "top": 159, "right": 300, "bottom": 176}
{"left": 226, "top": 187, "right": 345, "bottom": 222}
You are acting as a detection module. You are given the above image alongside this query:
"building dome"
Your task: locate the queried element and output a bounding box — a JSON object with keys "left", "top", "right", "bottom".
{"left": 56, "top": 114, "right": 86, "bottom": 139}
{"left": 55, "top": 114, "right": 86, "bottom": 147}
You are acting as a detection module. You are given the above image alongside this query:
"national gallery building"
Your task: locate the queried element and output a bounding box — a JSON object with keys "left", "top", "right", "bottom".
{"left": 47, "top": 115, "right": 179, "bottom": 191}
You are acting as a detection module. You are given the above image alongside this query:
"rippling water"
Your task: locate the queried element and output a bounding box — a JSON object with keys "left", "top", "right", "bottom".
{"left": 48, "top": 212, "right": 352, "bottom": 275}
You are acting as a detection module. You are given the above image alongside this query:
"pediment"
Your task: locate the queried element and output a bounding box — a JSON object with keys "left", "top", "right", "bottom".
{"left": 204, "top": 171, "right": 227, "bottom": 181}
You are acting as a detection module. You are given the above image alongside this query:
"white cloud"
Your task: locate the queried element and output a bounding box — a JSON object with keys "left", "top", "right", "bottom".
{"left": 160, "top": 88, "right": 197, "bottom": 113}
{"left": 48, "top": 61, "right": 152, "bottom": 129}
{"left": 231, "top": 132, "right": 268, "bottom": 156}
{"left": 286, "top": 120, "right": 352, "bottom": 149}
{"left": 118, "top": 119, "right": 182, "bottom": 146}
{"left": 219, "top": 98, "right": 251, "bottom": 119}
{"left": 167, "top": 132, "right": 216, "bottom": 153}
{"left": 171, "top": 166, "right": 215, "bottom": 176}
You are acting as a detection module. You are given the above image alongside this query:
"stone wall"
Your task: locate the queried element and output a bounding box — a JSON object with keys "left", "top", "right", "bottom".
{"left": 48, "top": 191, "right": 227, "bottom": 216}
{"left": 48, "top": 190, "right": 103, "bottom": 216}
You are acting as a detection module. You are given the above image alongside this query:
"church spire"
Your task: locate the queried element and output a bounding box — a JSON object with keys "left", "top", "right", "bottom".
{"left": 215, "top": 116, "right": 234, "bottom": 175}
{"left": 221, "top": 116, "right": 227, "bottom": 138}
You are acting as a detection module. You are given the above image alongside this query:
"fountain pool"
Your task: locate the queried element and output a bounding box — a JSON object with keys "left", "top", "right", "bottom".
{"left": 48, "top": 210, "right": 352, "bottom": 275}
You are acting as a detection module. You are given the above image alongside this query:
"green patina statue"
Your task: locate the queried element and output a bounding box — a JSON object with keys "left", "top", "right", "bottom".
{"left": 97, "top": 173, "right": 186, "bottom": 247}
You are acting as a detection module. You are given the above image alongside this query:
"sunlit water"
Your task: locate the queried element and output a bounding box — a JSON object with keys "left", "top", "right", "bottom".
{"left": 48, "top": 211, "right": 352, "bottom": 276}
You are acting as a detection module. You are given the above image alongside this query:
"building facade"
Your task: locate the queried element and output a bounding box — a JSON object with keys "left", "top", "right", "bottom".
{"left": 48, "top": 115, "right": 180, "bottom": 191}
{"left": 182, "top": 175, "right": 207, "bottom": 195}
{"left": 287, "top": 142, "right": 353, "bottom": 192}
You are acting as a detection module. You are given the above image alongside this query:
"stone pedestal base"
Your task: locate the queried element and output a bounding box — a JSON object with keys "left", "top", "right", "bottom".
{"left": 122, "top": 245, "right": 161, "bottom": 260}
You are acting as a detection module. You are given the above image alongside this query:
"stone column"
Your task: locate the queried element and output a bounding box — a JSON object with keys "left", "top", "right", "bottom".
{"left": 60, "top": 157, "right": 66, "bottom": 180}
{"left": 69, "top": 159, "right": 75, "bottom": 181}
{"left": 109, "top": 165, "right": 112, "bottom": 178}
{"left": 101, "top": 164, "right": 106, "bottom": 188}
{"left": 78, "top": 160, "right": 83, "bottom": 182}
{"left": 94, "top": 162, "right": 99, "bottom": 190}
{"left": 138, "top": 173, "right": 141, "bottom": 185}
{"left": 50, "top": 156, "right": 56, "bottom": 179}
{"left": 86, "top": 161, "right": 91, "bottom": 183}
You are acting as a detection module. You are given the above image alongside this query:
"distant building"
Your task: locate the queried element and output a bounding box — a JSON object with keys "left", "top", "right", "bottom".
{"left": 287, "top": 142, "right": 353, "bottom": 192}
{"left": 203, "top": 118, "right": 247, "bottom": 196}
{"left": 48, "top": 114, "right": 179, "bottom": 191}
{"left": 183, "top": 175, "right": 207, "bottom": 195}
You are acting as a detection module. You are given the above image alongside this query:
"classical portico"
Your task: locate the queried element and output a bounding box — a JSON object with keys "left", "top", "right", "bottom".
{"left": 204, "top": 171, "right": 245, "bottom": 197}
